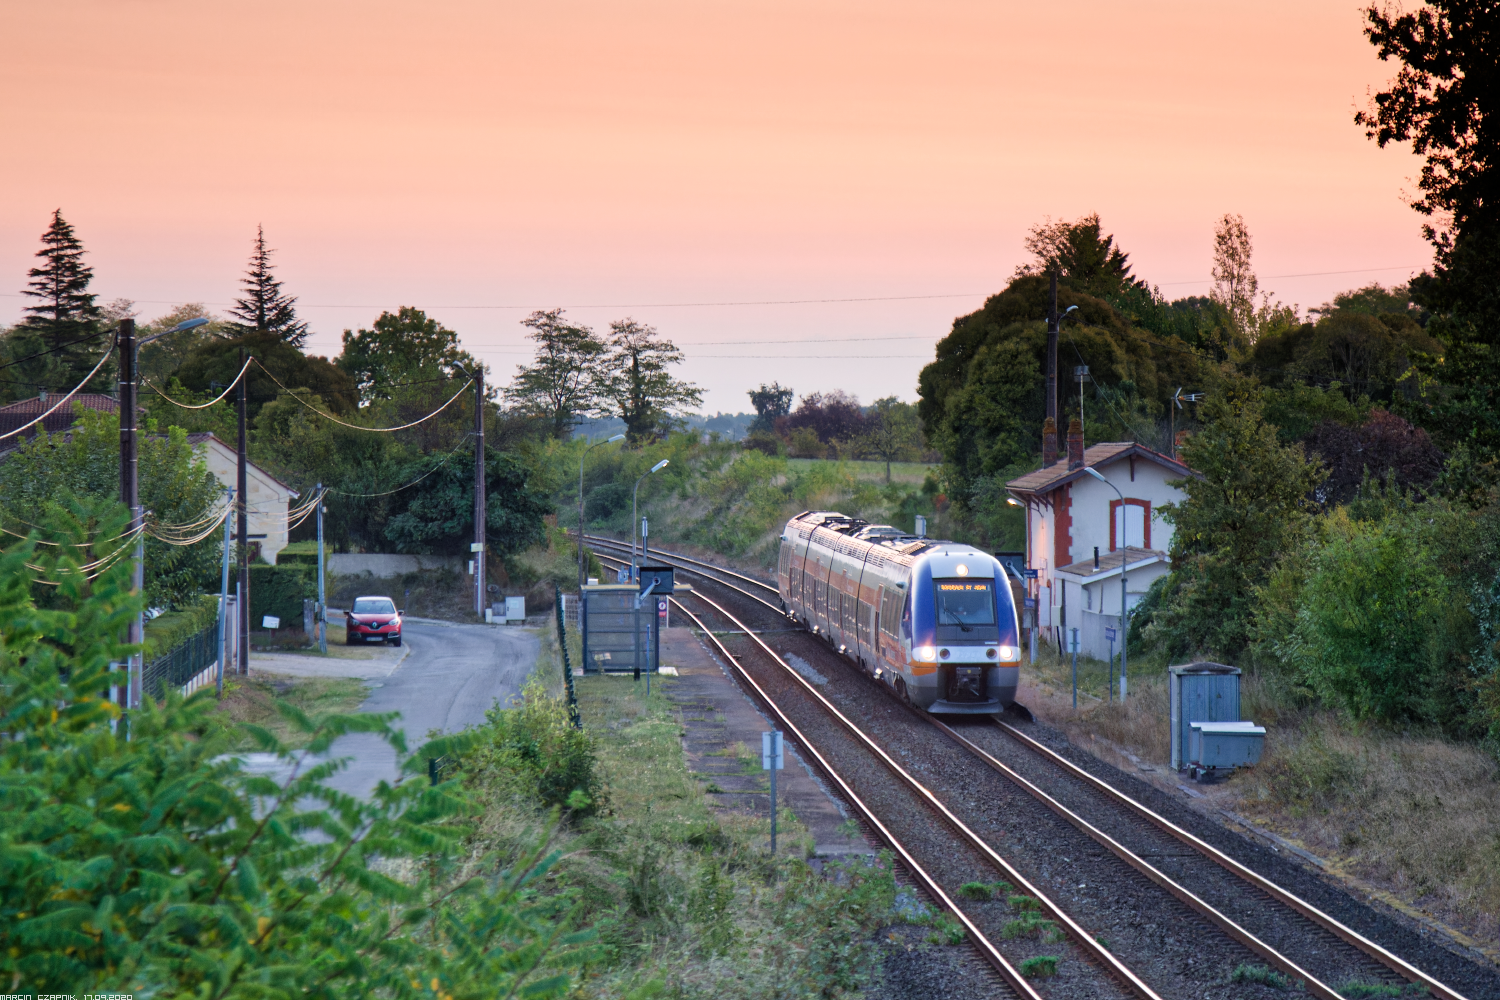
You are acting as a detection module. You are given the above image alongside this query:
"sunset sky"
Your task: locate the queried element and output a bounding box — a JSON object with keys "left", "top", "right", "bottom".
{"left": 0, "top": 1, "right": 1429, "bottom": 414}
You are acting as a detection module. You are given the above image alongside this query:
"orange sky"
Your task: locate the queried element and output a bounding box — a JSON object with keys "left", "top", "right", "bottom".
{"left": 0, "top": 1, "right": 1430, "bottom": 413}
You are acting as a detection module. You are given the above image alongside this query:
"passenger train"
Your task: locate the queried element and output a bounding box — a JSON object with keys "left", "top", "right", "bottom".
{"left": 777, "top": 511, "right": 1020, "bottom": 713}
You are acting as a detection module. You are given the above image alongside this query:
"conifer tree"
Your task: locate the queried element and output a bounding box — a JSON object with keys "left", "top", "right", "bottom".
{"left": 17, "top": 208, "right": 108, "bottom": 388}
{"left": 226, "top": 225, "right": 309, "bottom": 347}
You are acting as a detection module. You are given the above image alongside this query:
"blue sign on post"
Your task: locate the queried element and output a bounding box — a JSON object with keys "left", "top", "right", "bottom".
{"left": 1023, "top": 597, "right": 1036, "bottom": 609}
{"left": 1105, "top": 627, "right": 1117, "bottom": 642}
{"left": 1022, "top": 568, "right": 1038, "bottom": 579}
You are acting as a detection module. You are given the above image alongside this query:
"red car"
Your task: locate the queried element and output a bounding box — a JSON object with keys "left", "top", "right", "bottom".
{"left": 346, "top": 596, "right": 402, "bottom": 646}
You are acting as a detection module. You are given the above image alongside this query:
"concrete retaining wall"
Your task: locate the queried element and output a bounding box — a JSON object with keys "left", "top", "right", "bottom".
{"left": 328, "top": 554, "right": 463, "bottom": 577}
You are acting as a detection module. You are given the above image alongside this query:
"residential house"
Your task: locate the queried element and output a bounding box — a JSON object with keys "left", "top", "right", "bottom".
{"left": 186, "top": 433, "right": 299, "bottom": 565}
{"left": 1006, "top": 420, "right": 1195, "bottom": 659}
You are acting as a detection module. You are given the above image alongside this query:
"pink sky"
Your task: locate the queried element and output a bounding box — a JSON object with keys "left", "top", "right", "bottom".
{"left": 0, "top": 1, "right": 1429, "bottom": 413}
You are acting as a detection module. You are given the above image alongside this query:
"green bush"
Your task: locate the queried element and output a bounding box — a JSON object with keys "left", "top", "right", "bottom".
{"left": 1283, "top": 509, "right": 1468, "bottom": 723}
{"left": 1020, "top": 955, "right": 1059, "bottom": 978}
{"left": 0, "top": 508, "right": 592, "bottom": 997}
{"left": 1231, "top": 963, "right": 1291, "bottom": 989}
{"left": 464, "top": 679, "right": 604, "bottom": 818}
{"left": 249, "top": 561, "right": 314, "bottom": 625}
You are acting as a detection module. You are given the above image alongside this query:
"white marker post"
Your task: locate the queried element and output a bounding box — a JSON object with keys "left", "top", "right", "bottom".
{"left": 762, "top": 730, "right": 784, "bottom": 854}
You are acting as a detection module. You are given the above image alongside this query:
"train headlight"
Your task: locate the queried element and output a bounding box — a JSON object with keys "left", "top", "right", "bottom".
{"left": 997, "top": 645, "right": 1019, "bottom": 661}
{"left": 916, "top": 646, "right": 937, "bottom": 662}
{"left": 955, "top": 564, "right": 968, "bottom": 576}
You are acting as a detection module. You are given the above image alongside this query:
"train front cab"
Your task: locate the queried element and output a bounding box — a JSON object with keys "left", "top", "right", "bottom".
{"left": 899, "top": 549, "right": 1020, "bottom": 714}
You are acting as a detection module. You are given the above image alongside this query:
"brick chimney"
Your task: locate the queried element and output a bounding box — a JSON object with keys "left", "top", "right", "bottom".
{"left": 1067, "top": 418, "right": 1084, "bottom": 470}
{"left": 1042, "top": 417, "right": 1058, "bottom": 466}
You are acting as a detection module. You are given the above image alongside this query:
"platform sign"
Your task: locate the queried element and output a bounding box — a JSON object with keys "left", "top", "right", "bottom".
{"left": 1023, "top": 597, "right": 1036, "bottom": 608}
{"left": 1022, "top": 568, "right": 1038, "bottom": 579}
{"left": 1105, "top": 627, "right": 1118, "bottom": 642}
{"left": 762, "top": 730, "right": 784, "bottom": 855}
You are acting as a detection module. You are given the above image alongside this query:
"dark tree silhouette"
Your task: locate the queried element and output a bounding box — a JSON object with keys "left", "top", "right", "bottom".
{"left": 227, "top": 226, "right": 309, "bottom": 347}
{"left": 17, "top": 209, "right": 108, "bottom": 387}
{"left": 747, "top": 382, "right": 793, "bottom": 434}
{"left": 778, "top": 390, "right": 868, "bottom": 445}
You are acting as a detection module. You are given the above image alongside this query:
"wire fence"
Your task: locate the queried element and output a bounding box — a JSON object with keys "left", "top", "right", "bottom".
{"left": 142, "top": 622, "right": 219, "bottom": 699}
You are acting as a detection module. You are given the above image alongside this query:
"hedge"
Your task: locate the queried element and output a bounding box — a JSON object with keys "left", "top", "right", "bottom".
{"left": 250, "top": 563, "right": 315, "bottom": 627}
{"left": 141, "top": 594, "right": 220, "bottom": 661}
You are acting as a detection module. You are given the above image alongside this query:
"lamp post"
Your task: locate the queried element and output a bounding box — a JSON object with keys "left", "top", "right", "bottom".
{"left": 631, "top": 459, "right": 669, "bottom": 579}
{"left": 578, "top": 434, "right": 625, "bottom": 590}
{"left": 1083, "top": 465, "right": 1128, "bottom": 700}
{"left": 1007, "top": 495, "right": 1034, "bottom": 663}
{"left": 120, "top": 316, "right": 210, "bottom": 709}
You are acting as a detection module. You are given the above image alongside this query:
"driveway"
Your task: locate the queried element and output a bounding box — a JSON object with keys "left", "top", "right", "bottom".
{"left": 242, "top": 618, "right": 540, "bottom": 799}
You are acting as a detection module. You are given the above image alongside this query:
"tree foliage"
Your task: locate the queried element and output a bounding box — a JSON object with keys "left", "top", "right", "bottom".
{"left": 175, "top": 330, "right": 357, "bottom": 420}
{"left": 1145, "top": 381, "right": 1328, "bottom": 657}
{"left": 1015, "top": 213, "right": 1138, "bottom": 298}
{"left": 600, "top": 318, "right": 702, "bottom": 444}
{"left": 0, "top": 407, "right": 221, "bottom": 606}
{"left": 746, "top": 382, "right": 793, "bottom": 434}
{"left": 0, "top": 511, "right": 591, "bottom": 997}
{"left": 505, "top": 309, "right": 608, "bottom": 439}
{"left": 1358, "top": 1, "right": 1500, "bottom": 466}
{"left": 858, "top": 396, "right": 924, "bottom": 482}
{"left": 338, "top": 307, "right": 477, "bottom": 404}
{"left": 226, "top": 225, "right": 310, "bottom": 347}
{"left": 12, "top": 208, "right": 109, "bottom": 392}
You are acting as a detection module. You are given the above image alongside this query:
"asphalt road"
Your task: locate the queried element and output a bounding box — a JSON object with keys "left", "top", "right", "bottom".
{"left": 264, "top": 618, "right": 539, "bottom": 800}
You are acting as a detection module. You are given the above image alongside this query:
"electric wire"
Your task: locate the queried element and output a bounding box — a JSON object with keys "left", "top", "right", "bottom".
{"left": 252, "top": 359, "right": 474, "bottom": 431}
{"left": 326, "top": 439, "right": 472, "bottom": 498}
{"left": 0, "top": 334, "right": 120, "bottom": 442}
{"left": 141, "top": 356, "right": 253, "bottom": 408}
{"left": 0, "top": 328, "right": 112, "bottom": 371}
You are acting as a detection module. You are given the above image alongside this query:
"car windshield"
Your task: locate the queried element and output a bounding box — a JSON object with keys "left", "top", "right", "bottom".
{"left": 934, "top": 580, "right": 996, "bottom": 629}
{"left": 353, "top": 598, "right": 396, "bottom": 615}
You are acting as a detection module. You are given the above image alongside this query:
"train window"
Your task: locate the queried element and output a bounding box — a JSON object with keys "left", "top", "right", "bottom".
{"left": 934, "top": 579, "right": 1000, "bottom": 641}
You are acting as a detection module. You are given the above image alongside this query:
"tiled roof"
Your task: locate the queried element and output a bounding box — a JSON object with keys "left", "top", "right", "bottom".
{"left": 1005, "top": 442, "right": 1194, "bottom": 496}
{"left": 0, "top": 394, "right": 126, "bottom": 450}
{"left": 1056, "top": 546, "right": 1167, "bottom": 579}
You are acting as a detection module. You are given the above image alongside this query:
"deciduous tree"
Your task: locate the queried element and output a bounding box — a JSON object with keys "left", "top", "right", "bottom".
{"left": 338, "top": 306, "right": 476, "bottom": 403}
{"left": 505, "top": 309, "right": 609, "bottom": 439}
{"left": 858, "top": 396, "right": 923, "bottom": 482}
{"left": 600, "top": 318, "right": 702, "bottom": 444}
{"left": 747, "top": 381, "right": 794, "bottom": 434}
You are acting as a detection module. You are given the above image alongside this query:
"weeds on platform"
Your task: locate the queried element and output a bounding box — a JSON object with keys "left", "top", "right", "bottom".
{"left": 454, "top": 671, "right": 912, "bottom": 998}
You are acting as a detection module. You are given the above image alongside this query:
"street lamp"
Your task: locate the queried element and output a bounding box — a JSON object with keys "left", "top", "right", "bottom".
{"left": 631, "top": 459, "right": 669, "bottom": 578}
{"left": 1083, "top": 465, "right": 1128, "bottom": 700}
{"left": 578, "top": 433, "right": 626, "bottom": 590}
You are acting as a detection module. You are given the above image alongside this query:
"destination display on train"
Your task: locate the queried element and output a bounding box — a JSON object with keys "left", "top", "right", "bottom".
{"left": 937, "top": 582, "right": 991, "bottom": 592}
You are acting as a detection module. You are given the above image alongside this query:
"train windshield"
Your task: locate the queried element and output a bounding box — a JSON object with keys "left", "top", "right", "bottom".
{"left": 934, "top": 580, "right": 996, "bottom": 631}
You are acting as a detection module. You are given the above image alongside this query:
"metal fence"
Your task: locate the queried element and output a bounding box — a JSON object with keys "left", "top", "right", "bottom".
{"left": 142, "top": 622, "right": 219, "bottom": 699}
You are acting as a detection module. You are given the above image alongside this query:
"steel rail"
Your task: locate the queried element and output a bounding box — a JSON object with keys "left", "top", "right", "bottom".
{"left": 929, "top": 719, "right": 1348, "bottom": 998}
{"left": 990, "top": 719, "right": 1469, "bottom": 1000}
{"left": 673, "top": 585, "right": 1163, "bottom": 1000}
{"left": 666, "top": 594, "right": 1039, "bottom": 1000}
{"left": 584, "top": 532, "right": 780, "bottom": 596}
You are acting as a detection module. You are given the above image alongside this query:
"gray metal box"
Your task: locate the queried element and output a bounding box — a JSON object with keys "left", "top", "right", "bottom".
{"left": 1189, "top": 721, "right": 1265, "bottom": 769}
{"left": 1169, "top": 662, "right": 1241, "bottom": 770}
{"left": 581, "top": 584, "right": 655, "bottom": 674}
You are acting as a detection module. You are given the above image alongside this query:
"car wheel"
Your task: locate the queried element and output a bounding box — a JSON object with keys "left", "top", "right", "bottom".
{"left": 345, "top": 634, "right": 355, "bottom": 645}
{"left": 391, "top": 635, "right": 402, "bottom": 647}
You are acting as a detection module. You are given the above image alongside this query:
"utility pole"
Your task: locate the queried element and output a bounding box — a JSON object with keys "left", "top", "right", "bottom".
{"left": 237, "top": 347, "right": 249, "bottom": 676}
{"left": 119, "top": 319, "right": 142, "bottom": 708}
{"left": 217, "top": 487, "right": 233, "bottom": 697}
{"left": 474, "top": 369, "right": 486, "bottom": 618}
{"left": 316, "top": 482, "right": 327, "bottom": 653}
{"left": 1044, "top": 271, "right": 1060, "bottom": 466}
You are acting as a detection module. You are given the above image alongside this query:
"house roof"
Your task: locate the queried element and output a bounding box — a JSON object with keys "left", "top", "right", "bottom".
{"left": 1005, "top": 442, "right": 1194, "bottom": 497}
{"left": 186, "top": 432, "right": 300, "bottom": 497}
{"left": 1055, "top": 546, "right": 1169, "bottom": 583}
{"left": 0, "top": 393, "right": 126, "bottom": 448}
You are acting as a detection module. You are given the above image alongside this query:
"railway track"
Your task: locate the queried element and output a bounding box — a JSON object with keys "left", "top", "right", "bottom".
{"left": 582, "top": 535, "right": 1478, "bottom": 1000}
